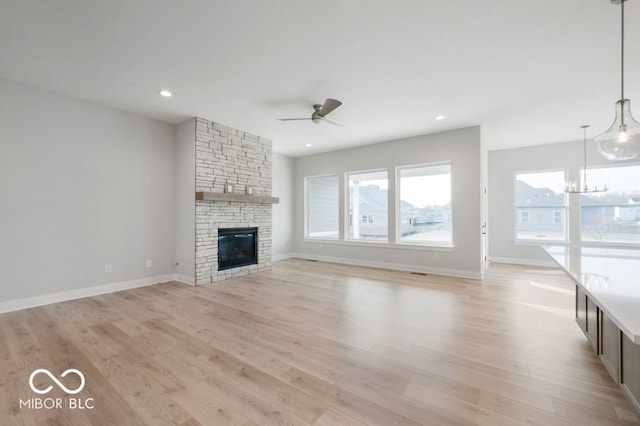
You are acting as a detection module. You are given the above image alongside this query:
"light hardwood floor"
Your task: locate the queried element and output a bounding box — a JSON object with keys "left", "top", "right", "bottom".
{"left": 1, "top": 259, "right": 639, "bottom": 425}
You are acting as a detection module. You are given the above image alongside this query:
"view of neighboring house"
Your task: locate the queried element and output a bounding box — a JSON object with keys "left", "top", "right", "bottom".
{"left": 616, "top": 197, "right": 640, "bottom": 222}
{"left": 516, "top": 179, "right": 640, "bottom": 242}
{"left": 350, "top": 184, "right": 452, "bottom": 240}
{"left": 583, "top": 194, "right": 640, "bottom": 242}
{"left": 515, "top": 180, "right": 565, "bottom": 238}
{"left": 349, "top": 184, "right": 389, "bottom": 239}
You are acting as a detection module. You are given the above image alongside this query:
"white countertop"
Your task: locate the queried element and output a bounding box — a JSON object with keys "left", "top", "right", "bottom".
{"left": 544, "top": 246, "right": 640, "bottom": 344}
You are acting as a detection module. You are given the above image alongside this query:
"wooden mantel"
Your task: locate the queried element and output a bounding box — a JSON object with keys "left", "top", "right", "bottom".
{"left": 195, "top": 192, "right": 279, "bottom": 204}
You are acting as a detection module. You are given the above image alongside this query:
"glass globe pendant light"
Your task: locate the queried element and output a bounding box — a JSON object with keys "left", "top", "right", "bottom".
{"left": 595, "top": 0, "right": 640, "bottom": 161}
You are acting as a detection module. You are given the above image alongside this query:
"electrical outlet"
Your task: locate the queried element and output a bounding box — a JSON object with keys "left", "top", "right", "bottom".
{"left": 105, "top": 265, "right": 112, "bottom": 273}
{"left": 146, "top": 259, "right": 152, "bottom": 268}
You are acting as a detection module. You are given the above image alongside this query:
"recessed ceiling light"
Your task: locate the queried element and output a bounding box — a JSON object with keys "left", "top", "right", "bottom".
{"left": 305, "top": 143, "right": 312, "bottom": 147}
{"left": 435, "top": 115, "right": 445, "bottom": 120}
{"left": 158, "top": 90, "right": 172, "bottom": 98}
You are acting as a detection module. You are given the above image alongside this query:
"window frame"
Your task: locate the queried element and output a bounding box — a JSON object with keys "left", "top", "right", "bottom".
{"left": 518, "top": 211, "right": 530, "bottom": 224}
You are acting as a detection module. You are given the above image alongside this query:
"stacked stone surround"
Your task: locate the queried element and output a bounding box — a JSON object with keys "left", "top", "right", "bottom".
{"left": 195, "top": 117, "right": 273, "bottom": 284}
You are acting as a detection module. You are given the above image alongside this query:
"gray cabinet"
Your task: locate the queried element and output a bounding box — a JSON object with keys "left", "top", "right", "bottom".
{"left": 621, "top": 333, "right": 640, "bottom": 414}
{"left": 600, "top": 311, "right": 620, "bottom": 383}
{"left": 576, "top": 285, "right": 587, "bottom": 333}
{"left": 576, "top": 286, "right": 598, "bottom": 354}
{"left": 586, "top": 296, "right": 599, "bottom": 353}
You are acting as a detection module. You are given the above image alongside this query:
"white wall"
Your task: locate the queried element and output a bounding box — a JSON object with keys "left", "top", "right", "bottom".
{"left": 175, "top": 118, "right": 195, "bottom": 283}
{"left": 0, "top": 78, "right": 177, "bottom": 304}
{"left": 293, "top": 127, "right": 483, "bottom": 278}
{"left": 272, "top": 153, "right": 295, "bottom": 260}
{"left": 488, "top": 140, "right": 617, "bottom": 265}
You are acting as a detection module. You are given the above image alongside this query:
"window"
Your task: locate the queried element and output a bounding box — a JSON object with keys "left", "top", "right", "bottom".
{"left": 515, "top": 170, "right": 567, "bottom": 241}
{"left": 305, "top": 175, "right": 339, "bottom": 239}
{"left": 359, "top": 214, "right": 374, "bottom": 224}
{"left": 518, "top": 211, "right": 530, "bottom": 224}
{"left": 581, "top": 164, "right": 640, "bottom": 244}
{"left": 398, "top": 163, "right": 452, "bottom": 245}
{"left": 348, "top": 170, "right": 388, "bottom": 241}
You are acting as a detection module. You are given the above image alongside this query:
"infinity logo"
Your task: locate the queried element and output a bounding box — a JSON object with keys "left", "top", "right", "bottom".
{"left": 29, "top": 369, "right": 86, "bottom": 395}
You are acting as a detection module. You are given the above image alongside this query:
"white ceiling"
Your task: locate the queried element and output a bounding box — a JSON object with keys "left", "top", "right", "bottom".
{"left": 1, "top": 0, "right": 638, "bottom": 157}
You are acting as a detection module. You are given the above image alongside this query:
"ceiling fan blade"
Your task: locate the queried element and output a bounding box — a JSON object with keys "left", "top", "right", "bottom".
{"left": 318, "top": 98, "right": 342, "bottom": 117}
{"left": 321, "top": 117, "right": 344, "bottom": 127}
{"left": 278, "top": 118, "right": 312, "bottom": 121}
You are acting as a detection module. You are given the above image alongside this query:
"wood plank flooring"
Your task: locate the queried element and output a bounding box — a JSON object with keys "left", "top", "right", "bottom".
{"left": 1, "top": 259, "right": 639, "bottom": 425}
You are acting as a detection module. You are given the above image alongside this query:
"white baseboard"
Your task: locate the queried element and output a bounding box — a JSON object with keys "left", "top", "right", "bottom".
{"left": 490, "top": 257, "right": 556, "bottom": 267}
{"left": 272, "top": 253, "right": 296, "bottom": 262}
{"left": 0, "top": 252, "right": 489, "bottom": 314}
{"left": 174, "top": 274, "right": 195, "bottom": 286}
{"left": 294, "top": 252, "right": 482, "bottom": 280}
{"left": 0, "top": 274, "right": 178, "bottom": 314}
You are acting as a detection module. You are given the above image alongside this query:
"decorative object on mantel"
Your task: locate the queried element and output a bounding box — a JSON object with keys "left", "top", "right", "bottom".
{"left": 195, "top": 192, "right": 279, "bottom": 204}
{"left": 594, "top": 0, "right": 640, "bottom": 161}
{"left": 224, "top": 182, "right": 233, "bottom": 193}
{"left": 565, "top": 125, "right": 608, "bottom": 194}
{"left": 245, "top": 185, "right": 254, "bottom": 195}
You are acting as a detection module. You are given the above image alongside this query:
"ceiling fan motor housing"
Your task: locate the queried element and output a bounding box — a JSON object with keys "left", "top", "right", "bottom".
{"left": 312, "top": 104, "right": 323, "bottom": 123}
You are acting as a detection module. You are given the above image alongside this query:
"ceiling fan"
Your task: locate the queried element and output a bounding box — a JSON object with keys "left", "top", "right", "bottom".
{"left": 278, "top": 98, "right": 343, "bottom": 126}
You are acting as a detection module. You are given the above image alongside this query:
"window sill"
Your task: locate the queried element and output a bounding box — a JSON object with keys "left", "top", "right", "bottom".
{"left": 515, "top": 239, "right": 640, "bottom": 249}
{"left": 514, "top": 239, "right": 568, "bottom": 246}
{"left": 303, "top": 238, "right": 454, "bottom": 252}
{"left": 579, "top": 240, "right": 640, "bottom": 249}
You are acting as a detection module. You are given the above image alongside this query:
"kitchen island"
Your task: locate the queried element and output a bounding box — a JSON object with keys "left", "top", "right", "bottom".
{"left": 544, "top": 245, "right": 640, "bottom": 416}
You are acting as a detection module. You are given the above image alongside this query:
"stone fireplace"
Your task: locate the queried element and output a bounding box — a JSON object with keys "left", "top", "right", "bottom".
{"left": 194, "top": 118, "right": 273, "bottom": 284}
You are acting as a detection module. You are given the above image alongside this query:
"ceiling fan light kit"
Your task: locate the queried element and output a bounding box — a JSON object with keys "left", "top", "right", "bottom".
{"left": 595, "top": 0, "right": 640, "bottom": 161}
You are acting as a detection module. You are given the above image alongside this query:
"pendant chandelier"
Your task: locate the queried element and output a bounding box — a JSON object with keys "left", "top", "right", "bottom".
{"left": 594, "top": 0, "right": 640, "bottom": 161}
{"left": 566, "top": 125, "right": 608, "bottom": 194}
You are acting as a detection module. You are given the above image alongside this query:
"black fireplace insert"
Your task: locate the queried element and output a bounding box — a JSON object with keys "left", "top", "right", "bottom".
{"left": 218, "top": 227, "right": 258, "bottom": 271}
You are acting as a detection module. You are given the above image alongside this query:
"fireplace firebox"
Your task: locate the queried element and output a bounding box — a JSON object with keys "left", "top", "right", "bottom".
{"left": 218, "top": 227, "right": 258, "bottom": 271}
